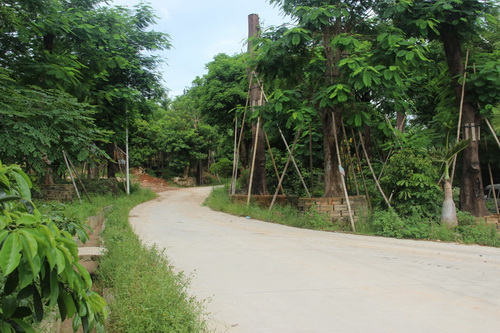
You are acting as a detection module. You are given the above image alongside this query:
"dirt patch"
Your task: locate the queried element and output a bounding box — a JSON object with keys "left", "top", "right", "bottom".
{"left": 135, "top": 174, "right": 174, "bottom": 193}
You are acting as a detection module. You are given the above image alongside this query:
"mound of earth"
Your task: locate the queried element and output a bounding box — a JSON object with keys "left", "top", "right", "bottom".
{"left": 135, "top": 173, "right": 173, "bottom": 193}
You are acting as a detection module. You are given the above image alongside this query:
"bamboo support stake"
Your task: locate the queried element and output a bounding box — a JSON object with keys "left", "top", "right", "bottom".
{"left": 451, "top": 49, "right": 470, "bottom": 182}
{"left": 264, "top": 131, "right": 285, "bottom": 195}
{"left": 231, "top": 115, "right": 239, "bottom": 195}
{"left": 247, "top": 116, "right": 261, "bottom": 206}
{"left": 231, "top": 78, "right": 253, "bottom": 195}
{"left": 341, "top": 120, "right": 359, "bottom": 196}
{"left": 332, "top": 113, "right": 355, "bottom": 232}
{"left": 484, "top": 140, "right": 500, "bottom": 214}
{"left": 62, "top": 151, "right": 82, "bottom": 203}
{"left": 66, "top": 151, "right": 92, "bottom": 203}
{"left": 277, "top": 127, "right": 311, "bottom": 198}
{"left": 309, "top": 124, "right": 314, "bottom": 190}
{"left": 359, "top": 131, "right": 392, "bottom": 208}
{"left": 485, "top": 118, "right": 500, "bottom": 149}
{"left": 351, "top": 128, "right": 372, "bottom": 211}
{"left": 269, "top": 131, "right": 301, "bottom": 211}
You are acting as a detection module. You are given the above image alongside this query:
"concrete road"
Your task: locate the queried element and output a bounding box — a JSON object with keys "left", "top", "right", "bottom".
{"left": 130, "top": 187, "right": 500, "bottom": 333}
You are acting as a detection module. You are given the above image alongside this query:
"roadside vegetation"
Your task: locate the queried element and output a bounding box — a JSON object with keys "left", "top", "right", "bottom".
{"left": 63, "top": 187, "right": 209, "bottom": 333}
{"left": 205, "top": 186, "right": 500, "bottom": 248}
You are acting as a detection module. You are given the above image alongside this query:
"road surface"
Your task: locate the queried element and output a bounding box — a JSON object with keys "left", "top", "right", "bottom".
{"left": 130, "top": 187, "right": 500, "bottom": 333}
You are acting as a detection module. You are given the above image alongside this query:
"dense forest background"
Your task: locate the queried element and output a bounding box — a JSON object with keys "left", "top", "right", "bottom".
{"left": 1, "top": 0, "right": 499, "bottom": 221}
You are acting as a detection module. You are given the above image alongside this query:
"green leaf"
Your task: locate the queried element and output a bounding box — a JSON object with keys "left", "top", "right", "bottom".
{"left": 2, "top": 296, "right": 18, "bottom": 318}
{"left": 4, "top": 271, "right": 19, "bottom": 295}
{"left": 0, "top": 233, "right": 23, "bottom": 275}
{"left": 12, "top": 172, "right": 31, "bottom": 200}
{"left": 11, "top": 319, "right": 34, "bottom": 333}
{"left": 15, "top": 215, "right": 37, "bottom": 226}
{"left": 33, "top": 287, "right": 44, "bottom": 322}
{"left": 12, "top": 306, "right": 32, "bottom": 318}
{"left": 49, "top": 269, "right": 60, "bottom": 307}
{"left": 74, "top": 262, "right": 92, "bottom": 289}
{"left": 362, "top": 71, "right": 372, "bottom": 87}
{"left": 59, "top": 290, "right": 77, "bottom": 319}
{"left": 0, "top": 195, "right": 21, "bottom": 203}
{"left": 292, "top": 34, "right": 300, "bottom": 46}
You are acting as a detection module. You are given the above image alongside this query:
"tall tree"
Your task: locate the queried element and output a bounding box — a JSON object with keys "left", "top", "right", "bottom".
{"left": 377, "top": 0, "right": 498, "bottom": 216}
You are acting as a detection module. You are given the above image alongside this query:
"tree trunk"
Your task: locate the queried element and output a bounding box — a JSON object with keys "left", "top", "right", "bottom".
{"left": 106, "top": 142, "right": 116, "bottom": 178}
{"left": 247, "top": 14, "right": 268, "bottom": 195}
{"left": 441, "top": 179, "right": 458, "bottom": 227}
{"left": 440, "top": 24, "right": 488, "bottom": 217}
{"left": 321, "top": 21, "right": 344, "bottom": 197}
{"left": 322, "top": 110, "right": 343, "bottom": 197}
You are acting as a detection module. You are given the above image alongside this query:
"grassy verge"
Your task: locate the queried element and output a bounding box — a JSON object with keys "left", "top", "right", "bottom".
{"left": 204, "top": 186, "right": 344, "bottom": 231}
{"left": 205, "top": 187, "right": 500, "bottom": 247}
{"left": 65, "top": 189, "right": 208, "bottom": 333}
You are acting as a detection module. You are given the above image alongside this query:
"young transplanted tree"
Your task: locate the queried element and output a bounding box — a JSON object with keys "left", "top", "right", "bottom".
{"left": 431, "top": 138, "right": 472, "bottom": 227}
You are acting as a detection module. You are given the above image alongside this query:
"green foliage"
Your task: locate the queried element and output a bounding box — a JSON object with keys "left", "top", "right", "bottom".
{"left": 0, "top": 73, "right": 110, "bottom": 178}
{"left": 380, "top": 148, "right": 441, "bottom": 218}
{"left": 94, "top": 190, "right": 208, "bottom": 332}
{"left": 370, "top": 209, "right": 406, "bottom": 238}
{"left": 210, "top": 158, "right": 233, "bottom": 178}
{"left": 77, "top": 179, "right": 121, "bottom": 196}
{"left": 459, "top": 223, "right": 500, "bottom": 247}
{"left": 0, "top": 162, "right": 106, "bottom": 332}
{"left": 38, "top": 203, "right": 90, "bottom": 244}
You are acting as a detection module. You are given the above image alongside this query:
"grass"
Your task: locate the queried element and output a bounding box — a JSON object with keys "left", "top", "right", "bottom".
{"left": 63, "top": 189, "right": 209, "bottom": 333}
{"left": 204, "top": 186, "right": 346, "bottom": 231}
{"left": 205, "top": 186, "right": 500, "bottom": 247}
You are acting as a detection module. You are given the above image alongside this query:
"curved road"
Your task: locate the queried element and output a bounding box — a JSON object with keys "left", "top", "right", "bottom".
{"left": 130, "top": 187, "right": 500, "bottom": 333}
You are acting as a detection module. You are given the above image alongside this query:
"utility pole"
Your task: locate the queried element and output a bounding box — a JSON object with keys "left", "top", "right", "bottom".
{"left": 247, "top": 13, "right": 268, "bottom": 195}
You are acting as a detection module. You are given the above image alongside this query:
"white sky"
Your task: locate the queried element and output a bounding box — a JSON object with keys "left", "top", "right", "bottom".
{"left": 108, "top": 0, "right": 289, "bottom": 97}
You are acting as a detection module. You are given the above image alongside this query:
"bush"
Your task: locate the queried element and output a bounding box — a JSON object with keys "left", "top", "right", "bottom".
{"left": 210, "top": 158, "right": 233, "bottom": 178}
{"left": 370, "top": 209, "right": 406, "bottom": 238}
{"left": 459, "top": 223, "right": 500, "bottom": 247}
{"left": 0, "top": 162, "right": 106, "bottom": 332}
{"left": 379, "top": 148, "right": 441, "bottom": 218}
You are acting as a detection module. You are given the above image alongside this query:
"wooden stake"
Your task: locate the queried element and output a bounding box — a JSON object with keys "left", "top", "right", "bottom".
{"left": 485, "top": 140, "right": 499, "bottom": 214}
{"left": 247, "top": 116, "right": 261, "bottom": 206}
{"left": 309, "top": 124, "right": 314, "bottom": 190}
{"left": 62, "top": 151, "right": 82, "bottom": 203}
{"left": 231, "top": 114, "right": 239, "bottom": 195}
{"left": 351, "top": 128, "right": 372, "bottom": 211}
{"left": 485, "top": 118, "right": 500, "bottom": 149}
{"left": 65, "top": 152, "right": 92, "bottom": 203}
{"left": 277, "top": 127, "right": 310, "bottom": 198}
{"left": 264, "top": 131, "right": 285, "bottom": 195}
{"left": 451, "top": 49, "right": 470, "bottom": 182}
{"left": 269, "top": 131, "right": 301, "bottom": 211}
{"left": 359, "top": 131, "right": 392, "bottom": 208}
{"left": 332, "top": 113, "right": 355, "bottom": 232}
{"left": 340, "top": 120, "right": 359, "bottom": 196}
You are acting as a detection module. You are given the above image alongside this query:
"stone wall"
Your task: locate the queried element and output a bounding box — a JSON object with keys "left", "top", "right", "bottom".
{"left": 230, "top": 194, "right": 298, "bottom": 207}
{"left": 40, "top": 184, "right": 75, "bottom": 201}
{"left": 298, "top": 196, "right": 368, "bottom": 223}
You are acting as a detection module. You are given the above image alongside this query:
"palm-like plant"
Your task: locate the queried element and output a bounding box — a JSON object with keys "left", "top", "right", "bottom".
{"left": 430, "top": 138, "right": 472, "bottom": 227}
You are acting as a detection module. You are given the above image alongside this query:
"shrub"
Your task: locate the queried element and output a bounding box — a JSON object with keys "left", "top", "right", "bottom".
{"left": 379, "top": 148, "right": 441, "bottom": 218}
{"left": 210, "top": 158, "right": 233, "bottom": 178}
{"left": 0, "top": 162, "right": 106, "bottom": 332}
{"left": 370, "top": 209, "right": 406, "bottom": 238}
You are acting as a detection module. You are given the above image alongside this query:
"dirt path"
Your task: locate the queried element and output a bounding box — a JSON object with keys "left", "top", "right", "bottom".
{"left": 130, "top": 187, "right": 500, "bottom": 333}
